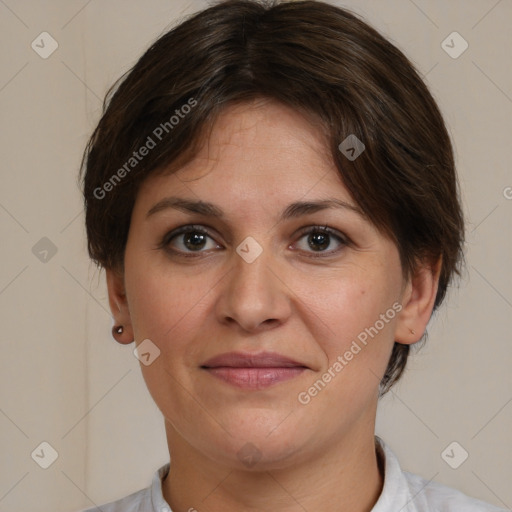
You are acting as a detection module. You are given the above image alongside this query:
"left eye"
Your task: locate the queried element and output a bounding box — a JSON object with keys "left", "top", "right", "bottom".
{"left": 293, "top": 226, "right": 347, "bottom": 255}
{"left": 161, "top": 225, "right": 348, "bottom": 257}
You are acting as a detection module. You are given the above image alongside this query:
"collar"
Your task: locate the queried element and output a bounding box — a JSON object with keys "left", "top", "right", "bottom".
{"left": 372, "top": 436, "right": 418, "bottom": 511}
{"left": 150, "top": 437, "right": 417, "bottom": 512}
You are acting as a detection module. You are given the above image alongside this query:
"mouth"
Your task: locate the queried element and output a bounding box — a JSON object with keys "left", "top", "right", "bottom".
{"left": 200, "top": 351, "right": 309, "bottom": 390}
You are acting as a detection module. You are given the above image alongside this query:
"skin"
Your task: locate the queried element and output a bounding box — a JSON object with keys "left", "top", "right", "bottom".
{"left": 106, "top": 99, "right": 441, "bottom": 512}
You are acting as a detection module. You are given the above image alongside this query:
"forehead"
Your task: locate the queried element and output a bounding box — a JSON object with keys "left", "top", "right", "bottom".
{"left": 137, "top": 99, "right": 351, "bottom": 206}
{"left": 200, "top": 98, "right": 327, "bottom": 154}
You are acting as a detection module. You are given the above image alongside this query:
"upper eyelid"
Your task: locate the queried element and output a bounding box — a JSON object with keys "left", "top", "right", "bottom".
{"left": 164, "top": 224, "right": 348, "bottom": 248}
{"left": 166, "top": 223, "right": 344, "bottom": 237}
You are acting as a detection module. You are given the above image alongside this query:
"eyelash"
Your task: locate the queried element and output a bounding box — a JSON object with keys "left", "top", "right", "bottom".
{"left": 157, "top": 224, "right": 350, "bottom": 259}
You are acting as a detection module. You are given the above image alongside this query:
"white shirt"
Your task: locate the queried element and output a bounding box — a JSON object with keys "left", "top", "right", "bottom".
{"left": 77, "top": 438, "right": 507, "bottom": 511}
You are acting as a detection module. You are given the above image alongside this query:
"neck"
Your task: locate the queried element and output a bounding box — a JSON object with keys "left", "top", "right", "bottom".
{"left": 162, "top": 423, "right": 383, "bottom": 512}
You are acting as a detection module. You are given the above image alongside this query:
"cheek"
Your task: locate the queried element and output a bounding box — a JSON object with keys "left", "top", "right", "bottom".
{"left": 124, "top": 255, "right": 220, "bottom": 363}
{"left": 124, "top": 240, "right": 185, "bottom": 333}
{"left": 128, "top": 276, "right": 201, "bottom": 339}
{"left": 304, "top": 271, "right": 395, "bottom": 345}
{"left": 302, "top": 269, "right": 400, "bottom": 395}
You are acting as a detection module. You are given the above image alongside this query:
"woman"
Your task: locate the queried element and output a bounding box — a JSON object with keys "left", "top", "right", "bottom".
{"left": 78, "top": 0, "right": 506, "bottom": 510}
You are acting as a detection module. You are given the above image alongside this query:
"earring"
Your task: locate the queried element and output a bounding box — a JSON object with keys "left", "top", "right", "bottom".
{"left": 112, "top": 325, "right": 124, "bottom": 337}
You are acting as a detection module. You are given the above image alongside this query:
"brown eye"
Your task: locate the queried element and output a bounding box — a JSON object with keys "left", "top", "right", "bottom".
{"left": 294, "top": 226, "right": 348, "bottom": 257}
{"left": 161, "top": 225, "right": 221, "bottom": 256}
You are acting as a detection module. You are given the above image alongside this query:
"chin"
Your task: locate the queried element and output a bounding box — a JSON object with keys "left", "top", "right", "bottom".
{"left": 196, "top": 415, "right": 313, "bottom": 471}
{"left": 211, "top": 435, "right": 307, "bottom": 472}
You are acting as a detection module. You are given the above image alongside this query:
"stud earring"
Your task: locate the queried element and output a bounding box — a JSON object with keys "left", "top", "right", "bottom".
{"left": 112, "top": 325, "right": 124, "bottom": 336}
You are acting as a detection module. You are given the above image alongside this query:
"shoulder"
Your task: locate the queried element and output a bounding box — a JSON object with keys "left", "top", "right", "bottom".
{"left": 375, "top": 437, "right": 508, "bottom": 512}
{"left": 73, "top": 463, "right": 171, "bottom": 512}
{"left": 75, "top": 486, "right": 151, "bottom": 512}
{"left": 403, "top": 471, "right": 508, "bottom": 512}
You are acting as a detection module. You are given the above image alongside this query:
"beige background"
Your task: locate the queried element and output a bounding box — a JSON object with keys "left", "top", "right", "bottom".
{"left": 0, "top": 1, "right": 511, "bottom": 511}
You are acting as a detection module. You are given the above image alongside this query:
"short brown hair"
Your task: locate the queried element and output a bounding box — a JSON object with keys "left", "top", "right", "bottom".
{"left": 80, "top": 0, "right": 465, "bottom": 394}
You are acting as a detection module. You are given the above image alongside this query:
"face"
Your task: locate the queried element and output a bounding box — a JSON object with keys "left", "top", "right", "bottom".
{"left": 108, "top": 99, "right": 435, "bottom": 471}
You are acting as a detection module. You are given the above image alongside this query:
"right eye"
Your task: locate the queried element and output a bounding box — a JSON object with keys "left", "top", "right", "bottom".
{"left": 159, "top": 225, "right": 223, "bottom": 257}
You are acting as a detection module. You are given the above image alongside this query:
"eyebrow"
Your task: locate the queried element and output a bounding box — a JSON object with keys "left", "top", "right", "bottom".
{"left": 146, "top": 196, "right": 365, "bottom": 221}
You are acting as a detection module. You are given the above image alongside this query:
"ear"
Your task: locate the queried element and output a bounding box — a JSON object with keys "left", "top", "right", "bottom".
{"left": 395, "top": 256, "right": 442, "bottom": 344}
{"left": 106, "top": 267, "right": 134, "bottom": 345}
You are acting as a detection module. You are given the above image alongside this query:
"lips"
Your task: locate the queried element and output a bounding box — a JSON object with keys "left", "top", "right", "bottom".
{"left": 202, "top": 351, "right": 308, "bottom": 369}
{"left": 201, "top": 351, "right": 308, "bottom": 390}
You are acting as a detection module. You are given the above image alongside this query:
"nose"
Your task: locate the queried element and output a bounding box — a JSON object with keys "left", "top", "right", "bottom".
{"left": 215, "top": 243, "right": 292, "bottom": 333}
